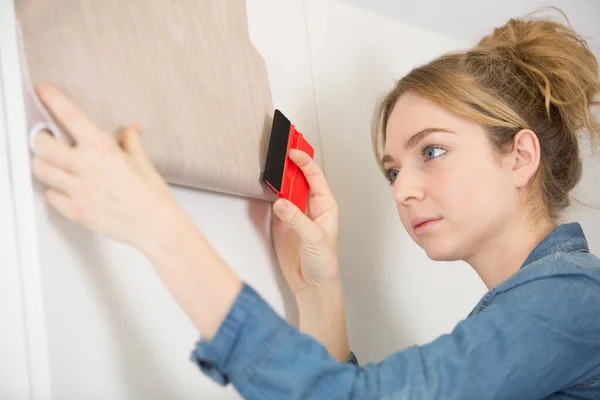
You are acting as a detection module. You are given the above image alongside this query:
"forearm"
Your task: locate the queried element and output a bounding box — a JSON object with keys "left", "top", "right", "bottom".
{"left": 142, "top": 211, "right": 243, "bottom": 341}
{"left": 295, "top": 281, "right": 350, "bottom": 362}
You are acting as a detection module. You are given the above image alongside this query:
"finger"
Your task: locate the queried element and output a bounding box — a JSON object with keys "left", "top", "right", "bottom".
{"left": 31, "top": 156, "right": 78, "bottom": 194}
{"left": 118, "top": 123, "right": 140, "bottom": 148}
{"left": 44, "top": 189, "right": 80, "bottom": 221}
{"left": 34, "top": 130, "right": 80, "bottom": 172}
{"left": 288, "top": 149, "right": 333, "bottom": 198}
{"left": 35, "top": 82, "right": 104, "bottom": 146}
{"left": 273, "top": 198, "right": 324, "bottom": 245}
{"left": 119, "top": 124, "right": 148, "bottom": 161}
{"left": 118, "top": 124, "right": 161, "bottom": 179}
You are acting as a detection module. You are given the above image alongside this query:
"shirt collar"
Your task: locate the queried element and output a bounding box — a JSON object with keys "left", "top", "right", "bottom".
{"left": 520, "top": 222, "right": 589, "bottom": 269}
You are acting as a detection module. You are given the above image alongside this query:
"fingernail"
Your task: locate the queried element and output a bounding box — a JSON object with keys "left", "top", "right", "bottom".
{"left": 275, "top": 200, "right": 288, "bottom": 214}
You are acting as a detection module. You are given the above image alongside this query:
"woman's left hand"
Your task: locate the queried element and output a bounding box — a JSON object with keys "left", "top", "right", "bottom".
{"left": 31, "top": 83, "right": 187, "bottom": 254}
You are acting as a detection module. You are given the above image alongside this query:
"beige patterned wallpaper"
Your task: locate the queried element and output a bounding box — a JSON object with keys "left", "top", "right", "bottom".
{"left": 17, "top": 0, "right": 277, "bottom": 200}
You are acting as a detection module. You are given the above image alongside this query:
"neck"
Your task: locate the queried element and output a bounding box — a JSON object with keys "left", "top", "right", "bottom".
{"left": 465, "top": 212, "right": 557, "bottom": 289}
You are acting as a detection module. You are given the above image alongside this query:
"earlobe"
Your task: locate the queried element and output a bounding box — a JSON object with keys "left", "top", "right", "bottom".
{"left": 512, "top": 129, "right": 541, "bottom": 188}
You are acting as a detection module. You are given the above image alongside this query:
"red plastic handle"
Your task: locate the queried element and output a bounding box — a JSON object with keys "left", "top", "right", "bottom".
{"left": 279, "top": 124, "right": 314, "bottom": 213}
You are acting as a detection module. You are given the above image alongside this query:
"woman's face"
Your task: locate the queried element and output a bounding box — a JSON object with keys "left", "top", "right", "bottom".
{"left": 382, "top": 92, "right": 519, "bottom": 262}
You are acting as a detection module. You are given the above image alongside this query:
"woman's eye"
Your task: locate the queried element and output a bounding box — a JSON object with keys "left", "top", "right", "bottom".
{"left": 385, "top": 169, "right": 399, "bottom": 185}
{"left": 421, "top": 145, "right": 447, "bottom": 161}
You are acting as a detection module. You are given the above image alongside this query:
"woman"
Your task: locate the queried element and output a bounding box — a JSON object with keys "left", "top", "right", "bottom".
{"left": 30, "top": 13, "right": 600, "bottom": 399}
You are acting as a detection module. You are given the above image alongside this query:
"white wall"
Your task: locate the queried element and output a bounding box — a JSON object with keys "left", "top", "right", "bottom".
{"left": 3, "top": 0, "right": 600, "bottom": 399}
{"left": 1, "top": 2, "right": 52, "bottom": 397}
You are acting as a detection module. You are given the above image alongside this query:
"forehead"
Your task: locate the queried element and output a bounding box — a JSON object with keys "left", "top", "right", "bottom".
{"left": 384, "top": 92, "right": 480, "bottom": 149}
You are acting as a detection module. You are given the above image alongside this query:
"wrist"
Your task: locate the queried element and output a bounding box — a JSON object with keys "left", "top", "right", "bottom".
{"left": 139, "top": 205, "right": 194, "bottom": 259}
{"left": 294, "top": 279, "right": 343, "bottom": 309}
{"left": 295, "top": 281, "right": 350, "bottom": 362}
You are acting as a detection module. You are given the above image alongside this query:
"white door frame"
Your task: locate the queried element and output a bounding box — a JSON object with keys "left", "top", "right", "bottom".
{"left": 0, "top": 0, "right": 52, "bottom": 398}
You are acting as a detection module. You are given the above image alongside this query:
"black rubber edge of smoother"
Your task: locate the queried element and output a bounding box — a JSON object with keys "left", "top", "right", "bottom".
{"left": 263, "top": 109, "right": 291, "bottom": 193}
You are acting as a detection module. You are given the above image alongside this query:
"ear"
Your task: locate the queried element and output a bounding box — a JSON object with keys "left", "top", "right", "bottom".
{"left": 508, "top": 129, "right": 541, "bottom": 189}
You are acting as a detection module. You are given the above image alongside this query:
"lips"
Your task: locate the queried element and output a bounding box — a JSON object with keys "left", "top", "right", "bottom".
{"left": 411, "top": 217, "right": 442, "bottom": 230}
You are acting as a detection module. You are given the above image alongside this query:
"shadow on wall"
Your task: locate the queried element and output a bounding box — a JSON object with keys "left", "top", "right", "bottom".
{"left": 246, "top": 198, "right": 300, "bottom": 327}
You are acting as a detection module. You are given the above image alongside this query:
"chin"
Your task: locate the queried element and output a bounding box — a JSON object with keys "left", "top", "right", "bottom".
{"left": 418, "top": 237, "right": 463, "bottom": 262}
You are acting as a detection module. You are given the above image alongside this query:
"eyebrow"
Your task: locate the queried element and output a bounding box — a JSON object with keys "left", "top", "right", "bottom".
{"left": 381, "top": 128, "right": 456, "bottom": 164}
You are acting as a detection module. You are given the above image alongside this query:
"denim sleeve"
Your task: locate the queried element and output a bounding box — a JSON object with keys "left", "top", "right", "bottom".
{"left": 191, "top": 279, "right": 600, "bottom": 399}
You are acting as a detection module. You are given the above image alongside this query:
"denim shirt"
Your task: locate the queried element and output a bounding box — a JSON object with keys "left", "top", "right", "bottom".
{"left": 191, "top": 222, "right": 600, "bottom": 399}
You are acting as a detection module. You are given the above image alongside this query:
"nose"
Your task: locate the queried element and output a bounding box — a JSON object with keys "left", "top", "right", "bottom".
{"left": 392, "top": 167, "right": 425, "bottom": 206}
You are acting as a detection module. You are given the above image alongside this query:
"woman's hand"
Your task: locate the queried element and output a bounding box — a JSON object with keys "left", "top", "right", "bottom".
{"left": 271, "top": 151, "right": 350, "bottom": 361}
{"left": 31, "top": 83, "right": 244, "bottom": 341}
{"left": 31, "top": 83, "right": 187, "bottom": 254}
{"left": 271, "top": 149, "right": 340, "bottom": 296}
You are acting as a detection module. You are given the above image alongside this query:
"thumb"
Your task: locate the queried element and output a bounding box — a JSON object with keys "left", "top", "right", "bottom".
{"left": 273, "top": 199, "right": 324, "bottom": 244}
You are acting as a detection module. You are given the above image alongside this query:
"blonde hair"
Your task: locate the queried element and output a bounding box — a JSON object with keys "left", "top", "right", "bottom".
{"left": 372, "top": 9, "right": 600, "bottom": 221}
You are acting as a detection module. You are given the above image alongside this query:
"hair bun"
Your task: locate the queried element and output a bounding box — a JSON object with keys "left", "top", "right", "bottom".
{"left": 475, "top": 11, "right": 599, "bottom": 137}
{"left": 477, "top": 17, "right": 553, "bottom": 51}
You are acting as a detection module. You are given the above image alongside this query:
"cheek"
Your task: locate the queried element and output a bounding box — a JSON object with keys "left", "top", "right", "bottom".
{"left": 430, "top": 157, "right": 505, "bottom": 218}
{"left": 397, "top": 206, "right": 411, "bottom": 232}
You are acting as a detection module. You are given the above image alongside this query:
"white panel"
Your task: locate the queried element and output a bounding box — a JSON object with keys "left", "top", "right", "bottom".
{"left": 0, "top": 0, "right": 52, "bottom": 398}
{"left": 0, "top": 26, "right": 31, "bottom": 400}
